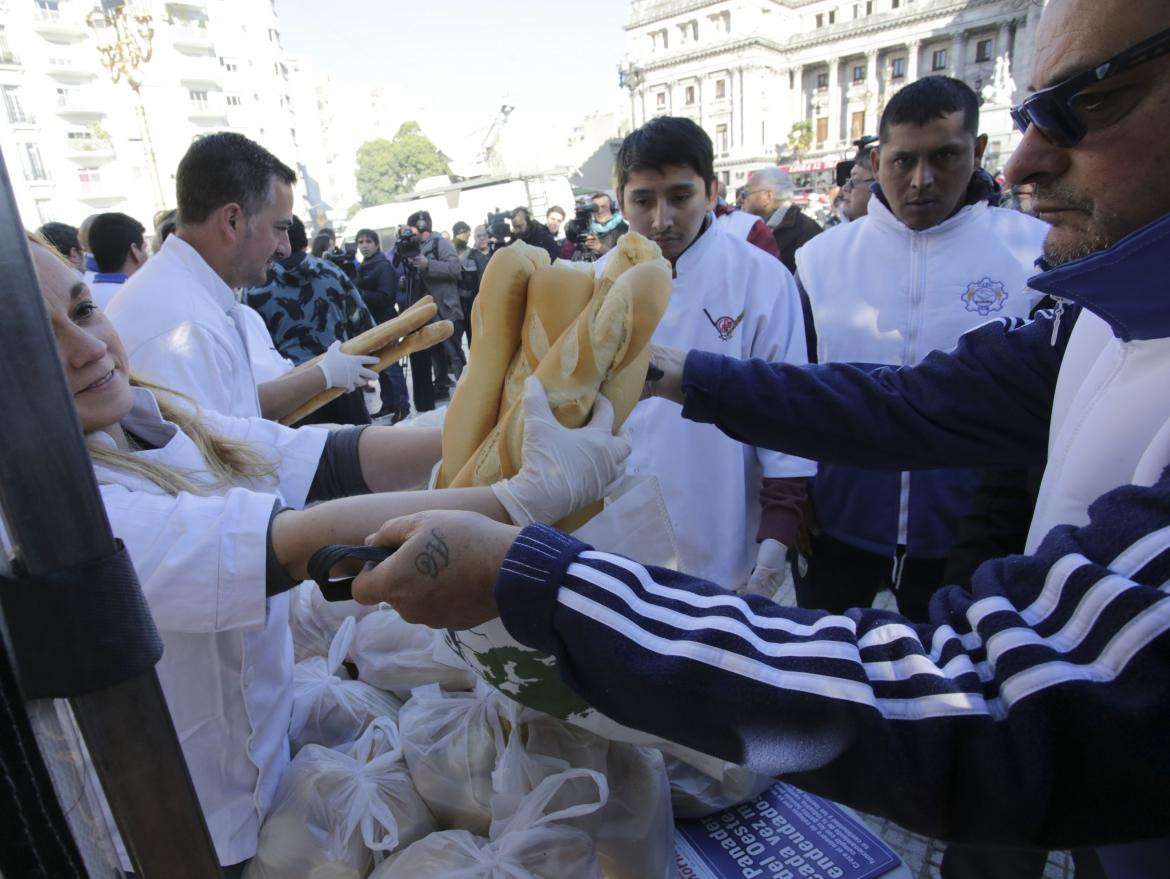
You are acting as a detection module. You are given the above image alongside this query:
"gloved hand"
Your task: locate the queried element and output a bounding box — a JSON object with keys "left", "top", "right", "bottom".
{"left": 642, "top": 343, "right": 687, "bottom": 404}
{"left": 492, "top": 376, "right": 632, "bottom": 526}
{"left": 742, "top": 538, "right": 788, "bottom": 599}
{"left": 316, "top": 340, "right": 379, "bottom": 391}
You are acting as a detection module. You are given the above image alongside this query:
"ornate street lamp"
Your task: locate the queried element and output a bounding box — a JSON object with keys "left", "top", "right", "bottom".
{"left": 86, "top": 0, "right": 167, "bottom": 209}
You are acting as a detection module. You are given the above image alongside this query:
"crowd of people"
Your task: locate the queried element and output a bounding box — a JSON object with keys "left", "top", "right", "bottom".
{"left": 16, "top": 0, "right": 1170, "bottom": 875}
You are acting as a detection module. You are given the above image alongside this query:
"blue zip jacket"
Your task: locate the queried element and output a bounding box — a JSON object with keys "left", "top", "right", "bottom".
{"left": 493, "top": 212, "right": 1170, "bottom": 872}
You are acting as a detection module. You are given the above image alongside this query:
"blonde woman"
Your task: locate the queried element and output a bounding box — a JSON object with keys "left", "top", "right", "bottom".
{"left": 30, "top": 237, "right": 629, "bottom": 876}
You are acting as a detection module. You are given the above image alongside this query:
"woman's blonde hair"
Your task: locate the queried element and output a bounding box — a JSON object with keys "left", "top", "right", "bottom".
{"left": 24, "top": 231, "right": 278, "bottom": 496}
{"left": 87, "top": 380, "right": 277, "bottom": 496}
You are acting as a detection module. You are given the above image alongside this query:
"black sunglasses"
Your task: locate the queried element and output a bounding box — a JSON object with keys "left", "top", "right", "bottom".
{"left": 1010, "top": 26, "right": 1170, "bottom": 147}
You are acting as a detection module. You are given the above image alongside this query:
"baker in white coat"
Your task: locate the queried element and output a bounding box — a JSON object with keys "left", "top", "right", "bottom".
{"left": 106, "top": 132, "right": 376, "bottom": 423}
{"left": 31, "top": 237, "right": 631, "bottom": 873}
{"left": 599, "top": 117, "right": 815, "bottom": 596}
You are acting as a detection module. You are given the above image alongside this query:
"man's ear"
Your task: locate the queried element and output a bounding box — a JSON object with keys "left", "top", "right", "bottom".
{"left": 974, "top": 133, "right": 989, "bottom": 163}
{"left": 219, "top": 202, "right": 245, "bottom": 240}
{"left": 870, "top": 147, "right": 882, "bottom": 176}
{"left": 705, "top": 180, "right": 719, "bottom": 210}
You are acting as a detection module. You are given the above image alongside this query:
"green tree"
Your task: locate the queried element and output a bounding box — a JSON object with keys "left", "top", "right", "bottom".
{"left": 786, "top": 120, "right": 814, "bottom": 162}
{"left": 355, "top": 121, "right": 450, "bottom": 206}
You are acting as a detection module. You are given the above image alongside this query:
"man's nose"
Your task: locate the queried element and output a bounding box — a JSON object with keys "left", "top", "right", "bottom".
{"left": 1004, "top": 124, "right": 1070, "bottom": 187}
{"left": 911, "top": 161, "right": 934, "bottom": 190}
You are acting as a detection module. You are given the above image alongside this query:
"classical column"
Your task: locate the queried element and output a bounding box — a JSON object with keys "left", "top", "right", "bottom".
{"left": 951, "top": 32, "right": 965, "bottom": 80}
{"left": 907, "top": 40, "right": 920, "bottom": 82}
{"left": 791, "top": 64, "right": 805, "bottom": 123}
{"left": 865, "top": 49, "right": 879, "bottom": 134}
{"left": 826, "top": 57, "right": 840, "bottom": 147}
{"left": 736, "top": 66, "right": 746, "bottom": 148}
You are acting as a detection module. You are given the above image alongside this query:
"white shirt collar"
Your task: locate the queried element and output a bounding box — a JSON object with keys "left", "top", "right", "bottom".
{"left": 674, "top": 213, "right": 719, "bottom": 277}
{"left": 160, "top": 234, "right": 237, "bottom": 314}
{"left": 88, "top": 387, "right": 179, "bottom": 451}
{"left": 866, "top": 194, "right": 984, "bottom": 237}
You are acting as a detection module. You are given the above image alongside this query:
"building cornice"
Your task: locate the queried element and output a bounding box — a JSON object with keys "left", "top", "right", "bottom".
{"left": 629, "top": 36, "right": 787, "bottom": 76}
{"left": 627, "top": 0, "right": 788, "bottom": 30}
{"left": 783, "top": 0, "right": 1011, "bottom": 52}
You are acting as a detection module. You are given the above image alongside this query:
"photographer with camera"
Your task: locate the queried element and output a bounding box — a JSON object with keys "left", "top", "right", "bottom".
{"left": 394, "top": 210, "right": 465, "bottom": 410}
{"left": 582, "top": 191, "right": 627, "bottom": 257}
{"left": 508, "top": 206, "right": 560, "bottom": 261}
{"left": 355, "top": 228, "right": 410, "bottom": 421}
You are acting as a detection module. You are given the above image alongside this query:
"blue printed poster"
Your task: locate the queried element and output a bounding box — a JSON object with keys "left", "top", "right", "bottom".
{"left": 674, "top": 782, "right": 901, "bottom": 879}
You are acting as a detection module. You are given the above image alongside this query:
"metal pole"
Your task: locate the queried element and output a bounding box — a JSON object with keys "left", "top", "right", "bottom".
{"left": 0, "top": 149, "right": 221, "bottom": 876}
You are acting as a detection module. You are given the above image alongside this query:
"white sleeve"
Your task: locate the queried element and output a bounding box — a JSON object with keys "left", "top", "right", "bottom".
{"left": 745, "top": 268, "right": 818, "bottom": 479}
{"left": 197, "top": 410, "right": 330, "bottom": 508}
{"left": 101, "top": 483, "right": 277, "bottom": 634}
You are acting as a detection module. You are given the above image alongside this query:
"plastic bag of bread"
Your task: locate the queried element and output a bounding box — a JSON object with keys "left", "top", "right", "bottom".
{"left": 290, "top": 617, "right": 403, "bottom": 753}
{"left": 351, "top": 608, "right": 475, "bottom": 700}
{"left": 368, "top": 769, "right": 607, "bottom": 879}
{"left": 664, "top": 753, "right": 776, "bottom": 819}
{"left": 289, "top": 580, "right": 382, "bottom": 662}
{"left": 245, "top": 718, "right": 434, "bottom": 879}
{"left": 397, "top": 681, "right": 524, "bottom": 833}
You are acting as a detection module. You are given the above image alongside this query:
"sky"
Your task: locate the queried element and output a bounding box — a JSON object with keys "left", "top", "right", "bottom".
{"left": 275, "top": 0, "right": 633, "bottom": 171}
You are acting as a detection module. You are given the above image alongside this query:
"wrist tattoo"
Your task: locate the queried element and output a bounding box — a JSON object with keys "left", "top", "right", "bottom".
{"left": 414, "top": 528, "right": 449, "bottom": 578}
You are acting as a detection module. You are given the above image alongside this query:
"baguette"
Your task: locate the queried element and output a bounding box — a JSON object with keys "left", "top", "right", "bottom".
{"left": 499, "top": 263, "right": 595, "bottom": 415}
{"left": 438, "top": 241, "right": 549, "bottom": 488}
{"left": 280, "top": 320, "right": 454, "bottom": 425}
{"left": 592, "top": 231, "right": 663, "bottom": 303}
{"left": 454, "top": 255, "right": 672, "bottom": 488}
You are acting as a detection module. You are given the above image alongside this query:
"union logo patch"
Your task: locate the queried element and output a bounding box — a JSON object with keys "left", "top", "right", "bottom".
{"left": 703, "top": 308, "right": 745, "bottom": 341}
{"left": 961, "top": 277, "right": 1009, "bottom": 316}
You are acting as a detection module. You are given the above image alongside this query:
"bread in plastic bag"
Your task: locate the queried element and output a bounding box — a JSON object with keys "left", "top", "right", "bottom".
{"left": 291, "top": 616, "right": 403, "bottom": 753}
{"left": 245, "top": 718, "right": 434, "bottom": 879}
{"left": 664, "top": 753, "right": 775, "bottom": 819}
{"left": 289, "top": 581, "right": 381, "bottom": 662}
{"left": 369, "top": 768, "right": 607, "bottom": 879}
{"left": 351, "top": 608, "right": 475, "bottom": 699}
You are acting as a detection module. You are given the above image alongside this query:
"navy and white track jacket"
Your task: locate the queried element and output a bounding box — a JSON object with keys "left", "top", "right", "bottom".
{"left": 493, "top": 212, "right": 1170, "bottom": 865}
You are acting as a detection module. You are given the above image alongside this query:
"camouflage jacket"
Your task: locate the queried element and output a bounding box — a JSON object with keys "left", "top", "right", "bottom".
{"left": 244, "top": 253, "right": 376, "bottom": 365}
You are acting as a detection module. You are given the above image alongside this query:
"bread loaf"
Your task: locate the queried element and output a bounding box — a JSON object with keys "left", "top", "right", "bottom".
{"left": 452, "top": 253, "right": 672, "bottom": 488}
{"left": 279, "top": 320, "right": 454, "bottom": 426}
{"left": 437, "top": 241, "right": 549, "bottom": 487}
{"left": 592, "top": 232, "right": 663, "bottom": 303}
{"left": 499, "top": 263, "right": 595, "bottom": 415}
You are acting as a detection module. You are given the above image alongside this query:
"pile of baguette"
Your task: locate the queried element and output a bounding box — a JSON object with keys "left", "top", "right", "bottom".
{"left": 436, "top": 232, "right": 672, "bottom": 527}
{"left": 279, "top": 297, "right": 453, "bottom": 426}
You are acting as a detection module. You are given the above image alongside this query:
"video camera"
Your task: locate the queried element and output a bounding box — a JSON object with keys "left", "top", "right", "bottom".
{"left": 485, "top": 208, "right": 513, "bottom": 252}
{"left": 393, "top": 226, "right": 422, "bottom": 265}
{"left": 324, "top": 241, "right": 358, "bottom": 279}
{"left": 572, "top": 201, "right": 599, "bottom": 245}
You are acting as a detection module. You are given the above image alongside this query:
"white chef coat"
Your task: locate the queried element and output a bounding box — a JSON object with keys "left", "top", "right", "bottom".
{"left": 597, "top": 219, "right": 816, "bottom": 588}
{"left": 106, "top": 235, "right": 262, "bottom": 418}
{"left": 90, "top": 388, "right": 328, "bottom": 864}
{"left": 236, "top": 302, "right": 294, "bottom": 384}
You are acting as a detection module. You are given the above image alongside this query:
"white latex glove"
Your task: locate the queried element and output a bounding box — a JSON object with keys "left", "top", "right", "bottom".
{"left": 742, "top": 538, "right": 788, "bottom": 599}
{"left": 316, "top": 340, "right": 379, "bottom": 391}
{"left": 491, "top": 376, "right": 632, "bottom": 526}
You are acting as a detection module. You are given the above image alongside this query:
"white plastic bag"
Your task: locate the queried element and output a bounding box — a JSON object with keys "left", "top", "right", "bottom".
{"left": 352, "top": 608, "right": 475, "bottom": 699}
{"left": 369, "top": 769, "right": 607, "bottom": 879}
{"left": 291, "top": 617, "right": 404, "bottom": 753}
{"left": 289, "top": 580, "right": 382, "bottom": 662}
{"left": 398, "top": 681, "right": 509, "bottom": 833}
{"left": 245, "top": 719, "right": 434, "bottom": 879}
{"left": 664, "top": 753, "right": 775, "bottom": 819}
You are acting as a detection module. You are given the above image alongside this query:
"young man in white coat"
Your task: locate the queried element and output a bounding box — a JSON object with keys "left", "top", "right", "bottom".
{"left": 791, "top": 76, "right": 1051, "bottom": 623}
{"left": 106, "top": 132, "right": 374, "bottom": 421}
{"left": 595, "top": 116, "right": 816, "bottom": 596}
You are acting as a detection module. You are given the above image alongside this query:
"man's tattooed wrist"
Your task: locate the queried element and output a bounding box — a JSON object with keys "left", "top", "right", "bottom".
{"left": 414, "top": 528, "right": 449, "bottom": 578}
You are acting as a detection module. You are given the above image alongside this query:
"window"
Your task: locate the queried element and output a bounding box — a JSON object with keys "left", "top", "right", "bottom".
{"left": 66, "top": 130, "right": 93, "bottom": 143}
{"left": 851, "top": 111, "right": 866, "bottom": 140}
{"left": 891, "top": 0, "right": 900, "bottom": 7}
{"left": 656, "top": 91, "right": 666, "bottom": 109}
{"left": 708, "top": 11, "right": 730, "bottom": 34}
{"left": 716, "top": 123, "right": 728, "bottom": 154}
{"left": 853, "top": 65, "right": 865, "bottom": 82}
{"left": 816, "top": 72, "right": 829, "bottom": 89}
{"left": 891, "top": 56, "right": 906, "bottom": 79}
{"left": 226, "top": 94, "right": 241, "bottom": 106}
{"left": 866, "top": 0, "right": 873, "bottom": 12}
{"left": 677, "top": 20, "right": 697, "bottom": 43}
{"left": 77, "top": 166, "right": 102, "bottom": 193}
{"left": 721, "top": 171, "right": 730, "bottom": 185}
{"left": 829, "top": 10, "right": 836, "bottom": 24}
{"left": 684, "top": 85, "right": 695, "bottom": 104}
{"left": 35, "top": 0, "right": 60, "bottom": 20}
{"left": 221, "top": 58, "right": 238, "bottom": 72}
{"left": 715, "top": 78, "right": 726, "bottom": 99}
{"left": 2, "top": 85, "right": 27, "bottom": 123}
{"left": 19, "top": 143, "right": 47, "bottom": 181}
{"left": 815, "top": 13, "right": 823, "bottom": 27}
{"left": 932, "top": 48, "right": 948, "bottom": 71}
{"left": 189, "top": 89, "right": 209, "bottom": 110}
{"left": 976, "top": 39, "right": 993, "bottom": 63}
{"left": 816, "top": 117, "right": 829, "bottom": 145}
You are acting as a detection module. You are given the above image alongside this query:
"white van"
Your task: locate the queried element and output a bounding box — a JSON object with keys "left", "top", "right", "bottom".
{"left": 343, "top": 173, "right": 575, "bottom": 244}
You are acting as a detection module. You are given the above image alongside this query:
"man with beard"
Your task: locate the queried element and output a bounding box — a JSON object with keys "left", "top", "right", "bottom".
{"left": 354, "top": 2, "right": 1170, "bottom": 874}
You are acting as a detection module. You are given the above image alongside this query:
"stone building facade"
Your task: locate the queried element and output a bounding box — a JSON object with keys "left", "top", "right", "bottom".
{"left": 619, "top": 0, "right": 1046, "bottom": 188}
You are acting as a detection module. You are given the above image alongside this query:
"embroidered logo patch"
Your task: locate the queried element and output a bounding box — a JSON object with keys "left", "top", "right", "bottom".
{"left": 961, "top": 277, "right": 1009, "bottom": 316}
{"left": 703, "top": 308, "right": 745, "bottom": 341}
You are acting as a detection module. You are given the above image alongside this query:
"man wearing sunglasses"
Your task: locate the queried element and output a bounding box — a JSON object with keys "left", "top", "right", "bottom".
{"left": 352, "top": 2, "right": 1170, "bottom": 874}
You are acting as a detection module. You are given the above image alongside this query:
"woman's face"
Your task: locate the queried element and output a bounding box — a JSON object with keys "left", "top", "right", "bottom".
{"left": 32, "top": 243, "right": 134, "bottom": 434}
